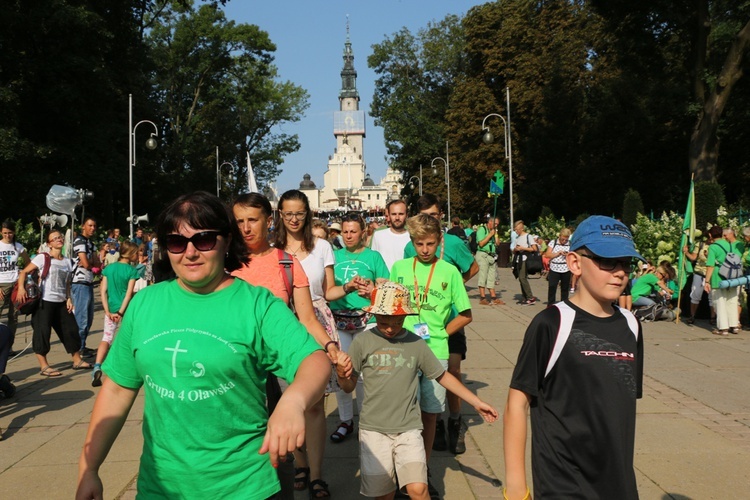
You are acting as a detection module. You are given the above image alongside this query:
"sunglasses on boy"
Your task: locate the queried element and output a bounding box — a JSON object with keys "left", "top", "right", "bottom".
{"left": 578, "top": 252, "right": 634, "bottom": 273}
{"left": 165, "top": 231, "right": 225, "bottom": 254}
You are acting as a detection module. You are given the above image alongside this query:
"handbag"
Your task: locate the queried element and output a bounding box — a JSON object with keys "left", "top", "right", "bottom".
{"left": 332, "top": 309, "right": 371, "bottom": 331}
{"left": 525, "top": 252, "right": 543, "bottom": 275}
{"left": 11, "top": 253, "right": 51, "bottom": 315}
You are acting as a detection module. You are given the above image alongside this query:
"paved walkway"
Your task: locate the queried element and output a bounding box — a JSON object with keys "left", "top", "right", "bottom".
{"left": 1, "top": 269, "right": 749, "bottom": 499}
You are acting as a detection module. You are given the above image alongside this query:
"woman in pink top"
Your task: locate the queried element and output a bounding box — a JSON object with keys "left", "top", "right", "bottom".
{"left": 231, "top": 193, "right": 343, "bottom": 498}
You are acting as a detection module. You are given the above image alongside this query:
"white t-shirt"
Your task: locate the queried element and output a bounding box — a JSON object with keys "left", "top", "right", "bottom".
{"left": 299, "top": 238, "right": 335, "bottom": 301}
{"left": 548, "top": 238, "right": 570, "bottom": 273}
{"left": 0, "top": 241, "right": 26, "bottom": 283}
{"left": 370, "top": 228, "right": 412, "bottom": 271}
{"left": 32, "top": 253, "right": 73, "bottom": 303}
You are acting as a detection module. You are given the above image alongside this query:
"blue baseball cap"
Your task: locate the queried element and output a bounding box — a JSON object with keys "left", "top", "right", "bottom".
{"left": 570, "top": 215, "right": 645, "bottom": 261}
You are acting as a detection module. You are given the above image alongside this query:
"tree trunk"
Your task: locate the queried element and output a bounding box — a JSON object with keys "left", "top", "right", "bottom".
{"left": 689, "top": 17, "right": 750, "bottom": 181}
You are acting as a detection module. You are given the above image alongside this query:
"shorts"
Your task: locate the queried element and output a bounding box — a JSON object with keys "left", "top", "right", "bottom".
{"left": 620, "top": 280, "right": 632, "bottom": 297}
{"left": 448, "top": 329, "right": 467, "bottom": 359}
{"left": 102, "top": 315, "right": 122, "bottom": 344}
{"left": 359, "top": 428, "right": 427, "bottom": 497}
{"left": 418, "top": 359, "right": 449, "bottom": 414}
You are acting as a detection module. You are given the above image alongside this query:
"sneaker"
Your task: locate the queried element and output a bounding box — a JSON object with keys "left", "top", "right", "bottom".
{"left": 0, "top": 375, "right": 16, "bottom": 398}
{"left": 433, "top": 419, "right": 447, "bottom": 451}
{"left": 448, "top": 416, "right": 467, "bottom": 454}
{"left": 81, "top": 347, "right": 97, "bottom": 358}
{"left": 524, "top": 298, "right": 537, "bottom": 305}
{"left": 91, "top": 366, "right": 103, "bottom": 387}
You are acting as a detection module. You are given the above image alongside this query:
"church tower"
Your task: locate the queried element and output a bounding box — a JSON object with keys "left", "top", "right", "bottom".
{"left": 321, "top": 19, "right": 367, "bottom": 209}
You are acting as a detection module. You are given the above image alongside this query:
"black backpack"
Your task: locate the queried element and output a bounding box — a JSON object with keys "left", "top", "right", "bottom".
{"left": 468, "top": 228, "right": 482, "bottom": 254}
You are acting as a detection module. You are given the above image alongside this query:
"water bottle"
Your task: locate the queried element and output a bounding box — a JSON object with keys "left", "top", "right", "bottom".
{"left": 25, "top": 274, "right": 38, "bottom": 299}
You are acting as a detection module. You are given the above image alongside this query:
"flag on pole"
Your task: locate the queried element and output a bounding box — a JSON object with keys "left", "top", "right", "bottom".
{"left": 247, "top": 152, "right": 259, "bottom": 193}
{"left": 489, "top": 170, "right": 504, "bottom": 195}
{"left": 676, "top": 179, "right": 695, "bottom": 293}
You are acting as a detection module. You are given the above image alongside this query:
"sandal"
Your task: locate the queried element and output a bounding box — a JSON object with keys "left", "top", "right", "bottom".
{"left": 729, "top": 327, "right": 740, "bottom": 335}
{"left": 72, "top": 361, "right": 93, "bottom": 370}
{"left": 40, "top": 366, "right": 63, "bottom": 377}
{"left": 712, "top": 329, "right": 729, "bottom": 336}
{"left": 294, "top": 466, "right": 310, "bottom": 491}
{"left": 491, "top": 298, "right": 505, "bottom": 305}
{"left": 309, "top": 479, "right": 331, "bottom": 499}
{"left": 329, "top": 420, "right": 354, "bottom": 443}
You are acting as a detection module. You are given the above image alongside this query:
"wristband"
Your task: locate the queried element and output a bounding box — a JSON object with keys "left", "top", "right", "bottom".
{"left": 324, "top": 341, "right": 339, "bottom": 352}
{"left": 503, "top": 487, "right": 530, "bottom": 500}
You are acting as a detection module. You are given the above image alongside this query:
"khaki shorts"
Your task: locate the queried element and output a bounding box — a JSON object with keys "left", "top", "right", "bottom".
{"left": 359, "top": 428, "right": 427, "bottom": 497}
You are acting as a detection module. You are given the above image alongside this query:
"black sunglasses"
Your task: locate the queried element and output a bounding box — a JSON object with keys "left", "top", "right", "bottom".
{"left": 579, "top": 253, "right": 634, "bottom": 273}
{"left": 165, "top": 231, "right": 224, "bottom": 254}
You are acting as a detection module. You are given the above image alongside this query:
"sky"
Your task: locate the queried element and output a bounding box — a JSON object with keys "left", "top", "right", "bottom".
{"left": 222, "top": 0, "right": 486, "bottom": 194}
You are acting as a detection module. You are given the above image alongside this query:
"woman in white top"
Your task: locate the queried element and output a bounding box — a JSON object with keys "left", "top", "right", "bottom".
{"left": 0, "top": 220, "right": 30, "bottom": 353}
{"left": 543, "top": 228, "right": 572, "bottom": 304}
{"left": 16, "top": 230, "right": 92, "bottom": 376}
{"left": 275, "top": 189, "right": 352, "bottom": 499}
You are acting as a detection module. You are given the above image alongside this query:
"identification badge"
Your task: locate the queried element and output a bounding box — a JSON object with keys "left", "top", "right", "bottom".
{"left": 414, "top": 322, "right": 430, "bottom": 340}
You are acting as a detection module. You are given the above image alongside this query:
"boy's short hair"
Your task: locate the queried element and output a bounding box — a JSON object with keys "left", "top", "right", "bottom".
{"left": 362, "top": 282, "right": 418, "bottom": 316}
{"left": 570, "top": 215, "right": 644, "bottom": 260}
{"left": 406, "top": 213, "right": 442, "bottom": 241}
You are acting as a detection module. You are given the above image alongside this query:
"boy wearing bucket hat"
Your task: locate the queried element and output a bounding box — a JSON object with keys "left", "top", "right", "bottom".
{"left": 503, "top": 216, "right": 645, "bottom": 500}
{"left": 336, "top": 282, "right": 497, "bottom": 499}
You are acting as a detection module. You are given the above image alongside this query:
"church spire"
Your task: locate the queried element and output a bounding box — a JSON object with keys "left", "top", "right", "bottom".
{"left": 339, "top": 16, "right": 359, "bottom": 101}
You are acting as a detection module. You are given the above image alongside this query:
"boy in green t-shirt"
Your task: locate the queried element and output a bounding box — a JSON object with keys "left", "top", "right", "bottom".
{"left": 336, "top": 282, "right": 497, "bottom": 499}
{"left": 389, "top": 213, "right": 473, "bottom": 493}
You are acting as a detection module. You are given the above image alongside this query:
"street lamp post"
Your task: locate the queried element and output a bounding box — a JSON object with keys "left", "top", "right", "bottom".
{"left": 431, "top": 142, "right": 451, "bottom": 222}
{"left": 128, "top": 94, "right": 158, "bottom": 240}
{"left": 215, "top": 146, "right": 235, "bottom": 197}
{"left": 481, "top": 87, "right": 514, "bottom": 229}
{"left": 408, "top": 164, "right": 423, "bottom": 196}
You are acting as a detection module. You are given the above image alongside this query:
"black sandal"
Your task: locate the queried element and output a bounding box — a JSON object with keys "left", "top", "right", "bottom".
{"left": 329, "top": 420, "right": 354, "bottom": 443}
{"left": 294, "top": 466, "right": 310, "bottom": 491}
{"left": 309, "top": 479, "right": 330, "bottom": 499}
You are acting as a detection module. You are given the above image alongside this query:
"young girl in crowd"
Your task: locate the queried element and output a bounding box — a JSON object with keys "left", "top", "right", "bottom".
{"left": 91, "top": 241, "right": 139, "bottom": 387}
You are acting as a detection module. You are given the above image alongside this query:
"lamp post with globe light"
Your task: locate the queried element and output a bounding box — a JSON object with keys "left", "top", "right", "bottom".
{"left": 481, "top": 88, "right": 514, "bottom": 229}
{"left": 408, "top": 164, "right": 423, "bottom": 196}
{"left": 215, "top": 146, "right": 235, "bottom": 197}
{"left": 431, "top": 142, "right": 451, "bottom": 222}
{"left": 128, "top": 94, "right": 158, "bottom": 240}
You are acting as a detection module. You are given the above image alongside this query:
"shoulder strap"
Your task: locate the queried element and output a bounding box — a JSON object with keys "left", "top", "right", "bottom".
{"left": 546, "top": 303, "right": 576, "bottom": 377}
{"left": 40, "top": 253, "right": 52, "bottom": 280}
{"left": 277, "top": 248, "right": 294, "bottom": 301}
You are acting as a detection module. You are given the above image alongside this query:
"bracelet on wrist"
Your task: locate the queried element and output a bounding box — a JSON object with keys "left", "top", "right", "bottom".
{"left": 503, "top": 486, "right": 530, "bottom": 500}
{"left": 324, "top": 341, "right": 339, "bottom": 352}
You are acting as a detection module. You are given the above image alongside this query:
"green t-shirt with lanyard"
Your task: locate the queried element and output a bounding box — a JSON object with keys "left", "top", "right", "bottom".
{"left": 389, "top": 257, "right": 471, "bottom": 360}
{"left": 403, "top": 233, "right": 475, "bottom": 275}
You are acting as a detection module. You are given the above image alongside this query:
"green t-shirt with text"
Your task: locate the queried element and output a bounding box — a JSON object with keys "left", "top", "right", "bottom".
{"left": 330, "top": 247, "right": 390, "bottom": 313}
{"left": 104, "top": 279, "right": 321, "bottom": 499}
{"left": 390, "top": 257, "right": 471, "bottom": 359}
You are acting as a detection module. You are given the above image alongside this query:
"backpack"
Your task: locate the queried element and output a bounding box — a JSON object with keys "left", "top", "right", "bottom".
{"left": 11, "top": 253, "right": 51, "bottom": 315}
{"left": 714, "top": 241, "right": 743, "bottom": 280}
{"left": 468, "top": 227, "right": 482, "bottom": 254}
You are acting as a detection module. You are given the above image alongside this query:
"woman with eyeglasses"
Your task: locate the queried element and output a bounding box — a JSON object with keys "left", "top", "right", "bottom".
{"left": 231, "top": 192, "right": 346, "bottom": 498}
{"left": 275, "top": 190, "right": 346, "bottom": 498}
{"left": 76, "top": 192, "right": 330, "bottom": 500}
{"left": 15, "top": 230, "right": 92, "bottom": 376}
{"left": 328, "top": 213, "right": 389, "bottom": 444}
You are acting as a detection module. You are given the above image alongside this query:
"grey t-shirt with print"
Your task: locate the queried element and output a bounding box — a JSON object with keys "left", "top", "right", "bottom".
{"left": 349, "top": 327, "right": 445, "bottom": 434}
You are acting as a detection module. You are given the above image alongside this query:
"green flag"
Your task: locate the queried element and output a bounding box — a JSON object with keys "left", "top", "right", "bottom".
{"left": 677, "top": 180, "right": 695, "bottom": 291}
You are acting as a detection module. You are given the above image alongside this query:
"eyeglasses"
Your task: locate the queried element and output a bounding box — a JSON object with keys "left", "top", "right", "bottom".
{"left": 579, "top": 253, "right": 634, "bottom": 273}
{"left": 280, "top": 211, "right": 307, "bottom": 221}
{"left": 165, "top": 231, "right": 224, "bottom": 254}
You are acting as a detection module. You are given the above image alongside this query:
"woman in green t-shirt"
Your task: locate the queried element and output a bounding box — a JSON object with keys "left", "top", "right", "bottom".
{"left": 76, "top": 191, "right": 332, "bottom": 500}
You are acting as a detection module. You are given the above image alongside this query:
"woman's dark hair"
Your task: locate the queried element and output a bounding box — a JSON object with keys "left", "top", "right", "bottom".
{"left": 153, "top": 191, "right": 248, "bottom": 281}
{"left": 233, "top": 192, "right": 273, "bottom": 217}
{"left": 2, "top": 219, "right": 16, "bottom": 232}
{"left": 275, "top": 190, "right": 314, "bottom": 252}
{"left": 708, "top": 225, "right": 723, "bottom": 240}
